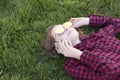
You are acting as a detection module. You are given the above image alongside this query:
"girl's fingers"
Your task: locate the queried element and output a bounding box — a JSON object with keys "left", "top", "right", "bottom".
{"left": 64, "top": 40, "right": 72, "bottom": 48}
{"left": 70, "top": 19, "right": 75, "bottom": 23}
{"left": 68, "top": 41, "right": 73, "bottom": 47}
{"left": 54, "top": 40, "right": 71, "bottom": 56}
{"left": 61, "top": 40, "right": 69, "bottom": 51}
{"left": 70, "top": 18, "right": 77, "bottom": 24}
{"left": 54, "top": 42, "right": 61, "bottom": 54}
{"left": 58, "top": 40, "right": 68, "bottom": 54}
{"left": 55, "top": 47, "right": 61, "bottom": 54}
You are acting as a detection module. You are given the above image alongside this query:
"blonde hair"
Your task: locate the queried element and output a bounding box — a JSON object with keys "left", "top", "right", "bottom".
{"left": 42, "top": 25, "right": 85, "bottom": 57}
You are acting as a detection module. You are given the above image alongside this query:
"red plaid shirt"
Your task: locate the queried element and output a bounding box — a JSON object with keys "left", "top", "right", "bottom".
{"left": 64, "top": 14, "right": 120, "bottom": 80}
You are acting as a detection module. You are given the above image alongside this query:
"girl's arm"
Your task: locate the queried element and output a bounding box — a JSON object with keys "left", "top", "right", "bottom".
{"left": 71, "top": 14, "right": 120, "bottom": 37}
{"left": 89, "top": 14, "right": 120, "bottom": 28}
{"left": 55, "top": 40, "right": 120, "bottom": 79}
{"left": 70, "top": 14, "right": 120, "bottom": 28}
{"left": 90, "top": 14, "right": 120, "bottom": 37}
{"left": 64, "top": 50, "right": 120, "bottom": 80}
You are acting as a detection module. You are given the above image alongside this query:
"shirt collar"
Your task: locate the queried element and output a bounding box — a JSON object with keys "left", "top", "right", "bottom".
{"left": 74, "top": 32, "right": 96, "bottom": 50}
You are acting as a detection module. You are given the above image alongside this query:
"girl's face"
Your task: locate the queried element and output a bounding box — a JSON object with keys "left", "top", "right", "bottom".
{"left": 51, "top": 25, "right": 79, "bottom": 43}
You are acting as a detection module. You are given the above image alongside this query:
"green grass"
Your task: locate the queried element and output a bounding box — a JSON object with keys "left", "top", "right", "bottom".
{"left": 0, "top": 0, "right": 120, "bottom": 80}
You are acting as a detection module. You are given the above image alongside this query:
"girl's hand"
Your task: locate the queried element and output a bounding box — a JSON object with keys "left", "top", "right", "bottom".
{"left": 54, "top": 40, "right": 83, "bottom": 60}
{"left": 69, "top": 17, "right": 90, "bottom": 28}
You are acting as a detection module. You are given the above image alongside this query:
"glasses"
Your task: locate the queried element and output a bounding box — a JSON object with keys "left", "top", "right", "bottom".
{"left": 55, "top": 22, "right": 72, "bottom": 34}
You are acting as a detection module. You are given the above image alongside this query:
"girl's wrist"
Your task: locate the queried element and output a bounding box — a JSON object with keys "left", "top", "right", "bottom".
{"left": 84, "top": 18, "right": 90, "bottom": 25}
{"left": 75, "top": 51, "right": 83, "bottom": 60}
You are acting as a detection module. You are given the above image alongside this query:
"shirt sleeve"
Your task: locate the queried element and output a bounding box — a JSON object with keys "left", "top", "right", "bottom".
{"left": 89, "top": 14, "right": 120, "bottom": 37}
{"left": 64, "top": 58, "right": 105, "bottom": 80}
{"left": 80, "top": 50, "right": 120, "bottom": 79}
{"left": 64, "top": 50, "right": 120, "bottom": 80}
{"left": 89, "top": 14, "right": 120, "bottom": 28}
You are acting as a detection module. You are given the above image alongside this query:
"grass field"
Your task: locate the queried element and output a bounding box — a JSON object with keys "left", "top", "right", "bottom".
{"left": 0, "top": 0, "right": 120, "bottom": 80}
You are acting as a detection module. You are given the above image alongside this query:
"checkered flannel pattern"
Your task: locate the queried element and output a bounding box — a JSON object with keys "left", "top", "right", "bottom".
{"left": 64, "top": 14, "right": 120, "bottom": 80}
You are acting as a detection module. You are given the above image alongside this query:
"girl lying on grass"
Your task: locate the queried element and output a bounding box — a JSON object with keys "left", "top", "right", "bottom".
{"left": 42, "top": 14, "right": 120, "bottom": 80}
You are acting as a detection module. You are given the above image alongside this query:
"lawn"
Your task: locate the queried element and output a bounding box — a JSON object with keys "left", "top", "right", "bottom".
{"left": 0, "top": 0, "right": 120, "bottom": 80}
